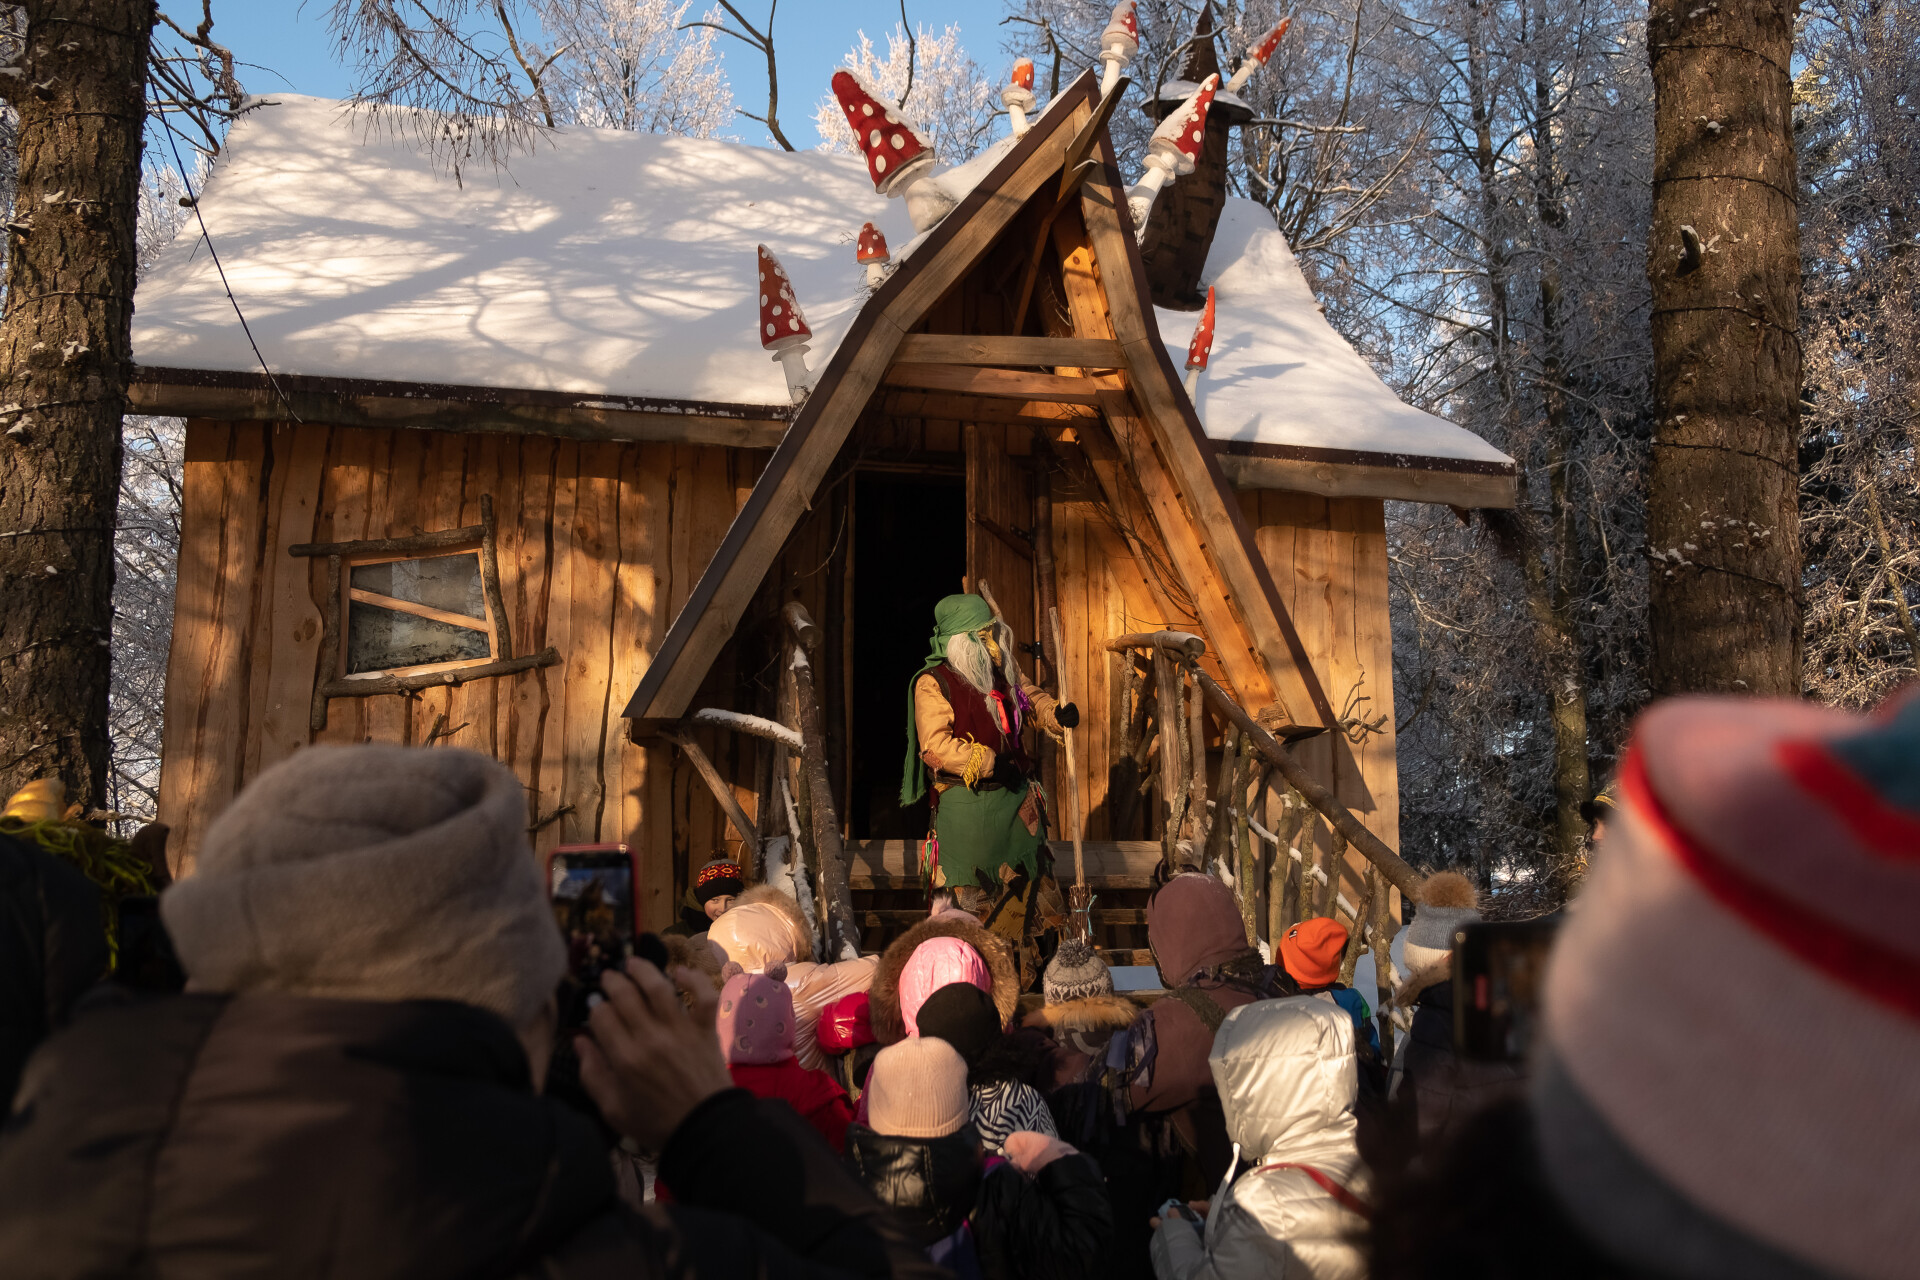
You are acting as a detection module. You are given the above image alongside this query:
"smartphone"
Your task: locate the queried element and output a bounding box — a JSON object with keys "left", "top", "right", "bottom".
{"left": 548, "top": 843, "right": 639, "bottom": 1026}
{"left": 1453, "top": 917, "right": 1561, "bottom": 1062}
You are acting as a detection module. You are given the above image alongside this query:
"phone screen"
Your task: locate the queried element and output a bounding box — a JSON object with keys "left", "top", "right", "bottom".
{"left": 549, "top": 845, "right": 637, "bottom": 1025}
{"left": 1453, "top": 917, "right": 1560, "bottom": 1062}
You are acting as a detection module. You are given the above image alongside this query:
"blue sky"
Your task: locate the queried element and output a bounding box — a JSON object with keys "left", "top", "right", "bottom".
{"left": 167, "top": 0, "right": 1019, "bottom": 151}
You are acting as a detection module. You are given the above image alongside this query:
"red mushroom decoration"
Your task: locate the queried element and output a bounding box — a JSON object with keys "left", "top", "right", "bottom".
{"left": 831, "top": 69, "right": 955, "bottom": 233}
{"left": 757, "top": 244, "right": 813, "bottom": 403}
{"left": 1099, "top": 1, "right": 1139, "bottom": 94}
{"left": 1184, "top": 286, "right": 1217, "bottom": 396}
{"left": 1227, "top": 16, "right": 1293, "bottom": 93}
{"left": 1003, "top": 58, "right": 1037, "bottom": 137}
{"left": 1126, "top": 73, "right": 1220, "bottom": 234}
{"left": 856, "top": 221, "right": 891, "bottom": 290}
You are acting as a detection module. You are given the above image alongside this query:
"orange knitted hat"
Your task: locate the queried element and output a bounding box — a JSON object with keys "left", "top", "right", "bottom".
{"left": 1280, "top": 916, "right": 1349, "bottom": 988}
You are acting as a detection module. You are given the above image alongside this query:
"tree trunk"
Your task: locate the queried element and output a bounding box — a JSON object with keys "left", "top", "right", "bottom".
{"left": 785, "top": 619, "right": 860, "bottom": 960}
{"left": 1646, "top": 0, "right": 1802, "bottom": 695}
{"left": 0, "top": 0, "right": 156, "bottom": 810}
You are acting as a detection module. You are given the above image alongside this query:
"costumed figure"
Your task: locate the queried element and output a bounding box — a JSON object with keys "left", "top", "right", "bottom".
{"left": 900, "top": 594, "right": 1078, "bottom": 940}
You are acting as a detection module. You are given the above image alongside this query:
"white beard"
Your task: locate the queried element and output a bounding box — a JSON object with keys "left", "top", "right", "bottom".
{"left": 944, "top": 624, "right": 1022, "bottom": 696}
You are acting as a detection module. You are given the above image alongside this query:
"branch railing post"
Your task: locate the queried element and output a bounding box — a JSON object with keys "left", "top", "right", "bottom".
{"left": 784, "top": 601, "right": 860, "bottom": 959}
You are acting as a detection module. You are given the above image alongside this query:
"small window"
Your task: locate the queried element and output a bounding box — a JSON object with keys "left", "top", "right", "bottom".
{"left": 290, "top": 494, "right": 559, "bottom": 733}
{"left": 346, "top": 551, "right": 494, "bottom": 675}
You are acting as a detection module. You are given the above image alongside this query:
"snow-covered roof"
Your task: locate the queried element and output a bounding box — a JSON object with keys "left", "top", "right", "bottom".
{"left": 1161, "top": 200, "right": 1512, "bottom": 466}
{"left": 135, "top": 94, "right": 1506, "bottom": 469}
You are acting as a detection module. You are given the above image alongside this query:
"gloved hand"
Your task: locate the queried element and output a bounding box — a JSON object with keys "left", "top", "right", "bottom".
{"left": 991, "top": 753, "right": 1025, "bottom": 791}
{"left": 1054, "top": 701, "right": 1080, "bottom": 729}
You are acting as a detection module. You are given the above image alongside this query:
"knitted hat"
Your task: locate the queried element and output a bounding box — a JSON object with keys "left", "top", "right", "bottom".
{"left": 1280, "top": 916, "right": 1349, "bottom": 988}
{"left": 716, "top": 961, "right": 795, "bottom": 1065}
{"left": 1535, "top": 692, "right": 1920, "bottom": 1280}
{"left": 866, "top": 1036, "right": 970, "bottom": 1139}
{"left": 162, "top": 745, "right": 566, "bottom": 1032}
{"left": 693, "top": 858, "right": 744, "bottom": 905}
{"left": 1402, "top": 870, "right": 1480, "bottom": 972}
{"left": 898, "top": 935, "right": 991, "bottom": 1037}
{"left": 916, "top": 981, "right": 1001, "bottom": 1066}
{"left": 1043, "top": 937, "right": 1113, "bottom": 1004}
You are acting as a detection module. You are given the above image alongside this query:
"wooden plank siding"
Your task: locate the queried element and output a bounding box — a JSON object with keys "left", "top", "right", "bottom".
{"left": 156, "top": 419, "right": 761, "bottom": 927}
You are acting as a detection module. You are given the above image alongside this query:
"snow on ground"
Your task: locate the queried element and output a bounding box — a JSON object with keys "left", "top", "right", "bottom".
{"left": 135, "top": 95, "right": 1507, "bottom": 468}
{"left": 1161, "top": 199, "right": 1512, "bottom": 465}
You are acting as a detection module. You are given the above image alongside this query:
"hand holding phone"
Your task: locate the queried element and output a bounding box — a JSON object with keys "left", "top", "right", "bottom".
{"left": 1453, "top": 917, "right": 1561, "bottom": 1062}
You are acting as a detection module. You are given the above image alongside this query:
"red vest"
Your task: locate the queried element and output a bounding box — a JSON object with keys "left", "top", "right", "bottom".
{"left": 931, "top": 664, "right": 1033, "bottom": 774}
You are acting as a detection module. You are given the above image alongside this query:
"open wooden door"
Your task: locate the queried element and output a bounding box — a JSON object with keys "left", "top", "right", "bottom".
{"left": 964, "top": 422, "right": 1038, "bottom": 661}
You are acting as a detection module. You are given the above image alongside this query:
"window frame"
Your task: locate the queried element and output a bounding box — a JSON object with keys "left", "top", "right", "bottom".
{"left": 291, "top": 494, "right": 560, "bottom": 732}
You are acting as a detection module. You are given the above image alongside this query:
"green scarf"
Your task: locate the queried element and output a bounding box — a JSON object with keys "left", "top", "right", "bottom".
{"left": 900, "top": 593, "right": 996, "bottom": 805}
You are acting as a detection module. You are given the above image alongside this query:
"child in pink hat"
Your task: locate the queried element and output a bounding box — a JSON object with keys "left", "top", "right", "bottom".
{"left": 716, "top": 962, "right": 854, "bottom": 1153}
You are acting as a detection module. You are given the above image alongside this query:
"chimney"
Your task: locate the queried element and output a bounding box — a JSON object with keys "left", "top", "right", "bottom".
{"left": 1137, "top": 2, "right": 1251, "bottom": 310}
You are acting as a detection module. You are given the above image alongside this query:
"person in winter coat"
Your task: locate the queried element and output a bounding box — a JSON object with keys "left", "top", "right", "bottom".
{"left": 1278, "top": 918, "right": 1378, "bottom": 1057}
{"left": 708, "top": 883, "right": 879, "bottom": 1071}
{"left": 843, "top": 1035, "right": 1112, "bottom": 1280}
{"left": 0, "top": 830, "right": 107, "bottom": 1106}
{"left": 1149, "top": 998, "right": 1370, "bottom": 1280}
{"left": 870, "top": 905, "right": 1021, "bottom": 1045}
{"left": 916, "top": 980, "right": 1058, "bottom": 1155}
{"left": 718, "top": 960, "right": 855, "bottom": 1152}
{"left": 662, "top": 857, "right": 744, "bottom": 938}
{"left": 1374, "top": 692, "right": 1920, "bottom": 1280}
{"left": 0, "top": 745, "right": 943, "bottom": 1280}
{"left": 1380, "top": 870, "right": 1522, "bottom": 1179}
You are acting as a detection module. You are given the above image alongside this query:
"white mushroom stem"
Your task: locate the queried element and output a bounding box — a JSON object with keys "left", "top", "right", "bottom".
{"left": 863, "top": 259, "right": 890, "bottom": 290}
{"left": 1125, "top": 152, "right": 1180, "bottom": 236}
{"left": 887, "top": 159, "right": 957, "bottom": 233}
{"left": 1100, "top": 42, "right": 1134, "bottom": 95}
{"left": 771, "top": 341, "right": 812, "bottom": 402}
{"left": 1002, "top": 85, "right": 1036, "bottom": 137}
{"left": 1184, "top": 364, "right": 1203, "bottom": 396}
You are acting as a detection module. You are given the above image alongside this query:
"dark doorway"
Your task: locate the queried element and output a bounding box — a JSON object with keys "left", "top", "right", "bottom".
{"left": 849, "top": 471, "right": 966, "bottom": 839}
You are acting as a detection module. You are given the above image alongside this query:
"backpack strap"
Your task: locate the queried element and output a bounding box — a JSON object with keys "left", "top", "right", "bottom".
{"left": 1250, "top": 1162, "right": 1375, "bottom": 1221}
{"left": 1165, "top": 986, "right": 1229, "bottom": 1034}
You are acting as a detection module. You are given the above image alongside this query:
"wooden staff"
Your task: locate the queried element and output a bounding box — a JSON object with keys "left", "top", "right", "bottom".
{"left": 1049, "top": 605, "right": 1086, "bottom": 893}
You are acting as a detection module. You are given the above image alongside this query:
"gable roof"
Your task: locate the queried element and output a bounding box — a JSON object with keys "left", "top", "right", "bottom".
{"left": 622, "top": 73, "right": 1339, "bottom": 733}
{"left": 131, "top": 93, "right": 1510, "bottom": 496}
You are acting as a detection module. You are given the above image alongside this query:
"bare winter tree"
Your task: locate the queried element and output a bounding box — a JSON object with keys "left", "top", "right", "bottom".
{"left": 537, "top": 0, "right": 732, "bottom": 135}
{"left": 1644, "top": 0, "right": 1802, "bottom": 696}
{"left": 1796, "top": 0, "right": 1918, "bottom": 706}
{"left": 813, "top": 24, "right": 996, "bottom": 163}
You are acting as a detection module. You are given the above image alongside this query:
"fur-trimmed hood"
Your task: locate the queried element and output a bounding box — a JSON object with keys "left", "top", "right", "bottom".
{"left": 1027, "top": 994, "right": 1142, "bottom": 1036}
{"left": 871, "top": 913, "right": 1018, "bottom": 1045}
{"left": 1392, "top": 956, "right": 1452, "bottom": 1011}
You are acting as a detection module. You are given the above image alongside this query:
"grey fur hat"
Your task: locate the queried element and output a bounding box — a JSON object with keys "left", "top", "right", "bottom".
{"left": 1403, "top": 870, "right": 1481, "bottom": 971}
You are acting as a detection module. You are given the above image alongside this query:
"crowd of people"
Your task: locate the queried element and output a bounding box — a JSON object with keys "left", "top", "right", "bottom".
{"left": 0, "top": 686, "right": 1913, "bottom": 1279}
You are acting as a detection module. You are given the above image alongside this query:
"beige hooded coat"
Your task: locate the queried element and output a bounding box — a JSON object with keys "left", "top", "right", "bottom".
{"left": 706, "top": 886, "right": 878, "bottom": 1071}
{"left": 1149, "top": 997, "right": 1371, "bottom": 1280}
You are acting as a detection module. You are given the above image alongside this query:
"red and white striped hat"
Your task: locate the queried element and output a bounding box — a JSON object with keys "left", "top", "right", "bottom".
{"left": 1538, "top": 690, "right": 1920, "bottom": 1279}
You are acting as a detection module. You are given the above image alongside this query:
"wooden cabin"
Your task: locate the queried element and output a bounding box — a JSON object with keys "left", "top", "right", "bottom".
{"left": 134, "top": 66, "right": 1512, "bottom": 956}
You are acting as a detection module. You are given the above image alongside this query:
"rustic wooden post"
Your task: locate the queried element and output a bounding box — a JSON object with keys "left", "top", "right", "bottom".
{"left": 1153, "top": 648, "right": 1186, "bottom": 873}
{"left": 1206, "top": 725, "right": 1240, "bottom": 872}
{"left": 1185, "top": 670, "right": 1212, "bottom": 858}
{"left": 1339, "top": 867, "right": 1376, "bottom": 986}
{"left": 1368, "top": 866, "right": 1397, "bottom": 1050}
{"left": 1048, "top": 607, "right": 1091, "bottom": 940}
{"left": 660, "top": 730, "right": 762, "bottom": 866}
{"left": 784, "top": 602, "right": 861, "bottom": 959}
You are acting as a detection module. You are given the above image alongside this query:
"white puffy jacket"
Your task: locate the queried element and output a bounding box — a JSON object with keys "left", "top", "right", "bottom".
{"left": 1149, "top": 997, "right": 1372, "bottom": 1280}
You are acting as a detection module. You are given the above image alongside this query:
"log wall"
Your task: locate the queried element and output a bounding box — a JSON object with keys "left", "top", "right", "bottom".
{"left": 157, "top": 419, "right": 761, "bottom": 926}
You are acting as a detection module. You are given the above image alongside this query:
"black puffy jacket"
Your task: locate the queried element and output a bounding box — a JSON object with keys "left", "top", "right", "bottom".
{"left": 843, "top": 1122, "right": 1111, "bottom": 1280}
{"left": 0, "top": 993, "right": 946, "bottom": 1280}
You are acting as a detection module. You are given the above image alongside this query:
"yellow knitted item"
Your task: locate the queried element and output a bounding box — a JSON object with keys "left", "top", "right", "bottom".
{"left": 959, "top": 738, "right": 992, "bottom": 790}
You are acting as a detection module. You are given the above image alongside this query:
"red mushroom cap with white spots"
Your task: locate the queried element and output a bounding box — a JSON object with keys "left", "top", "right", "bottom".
{"left": 856, "top": 222, "right": 890, "bottom": 264}
{"left": 1186, "top": 286, "right": 1218, "bottom": 372}
{"left": 757, "top": 244, "right": 811, "bottom": 350}
{"left": 1151, "top": 73, "right": 1219, "bottom": 167}
{"left": 1247, "top": 16, "right": 1293, "bottom": 68}
{"left": 1012, "top": 58, "right": 1035, "bottom": 91}
{"left": 831, "top": 69, "right": 933, "bottom": 194}
{"left": 1101, "top": 1, "right": 1139, "bottom": 54}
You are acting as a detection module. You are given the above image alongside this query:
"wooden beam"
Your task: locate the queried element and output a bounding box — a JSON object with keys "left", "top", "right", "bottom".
{"left": 883, "top": 363, "right": 1116, "bottom": 405}
{"left": 973, "top": 512, "right": 1033, "bottom": 561}
{"left": 1078, "top": 166, "right": 1335, "bottom": 729}
{"left": 661, "top": 730, "right": 762, "bottom": 863}
{"left": 130, "top": 370, "right": 791, "bottom": 450}
{"left": 1216, "top": 450, "right": 1519, "bottom": 509}
{"left": 785, "top": 603, "right": 860, "bottom": 958}
{"left": 878, "top": 390, "right": 1096, "bottom": 427}
{"left": 893, "top": 334, "right": 1125, "bottom": 368}
{"left": 347, "top": 587, "right": 492, "bottom": 634}
{"left": 1107, "top": 630, "right": 1207, "bottom": 661}
{"left": 317, "top": 646, "right": 560, "bottom": 699}
{"left": 290, "top": 524, "right": 484, "bottom": 558}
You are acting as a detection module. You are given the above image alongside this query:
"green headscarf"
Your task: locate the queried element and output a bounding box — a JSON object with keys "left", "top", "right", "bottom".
{"left": 900, "top": 593, "right": 996, "bottom": 805}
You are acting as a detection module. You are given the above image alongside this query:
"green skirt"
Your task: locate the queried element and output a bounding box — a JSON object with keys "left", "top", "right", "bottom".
{"left": 932, "top": 782, "right": 1046, "bottom": 892}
